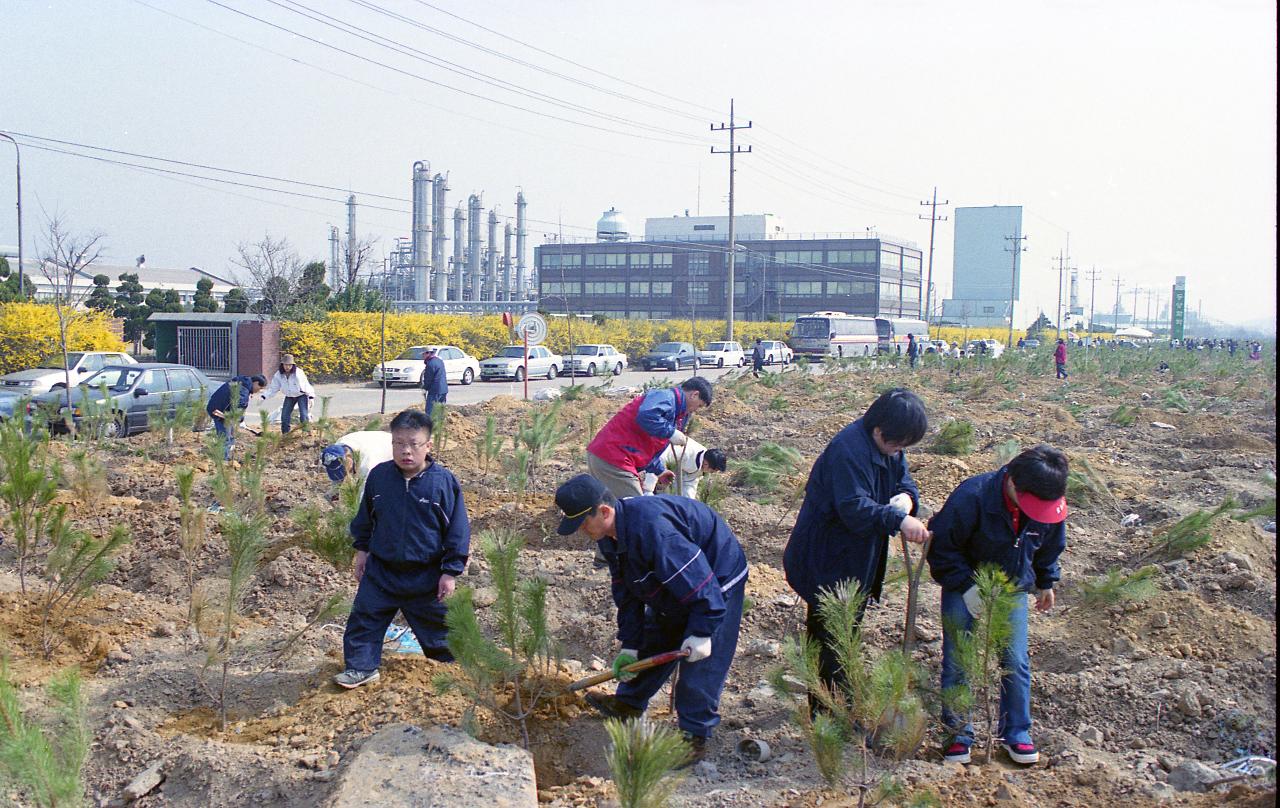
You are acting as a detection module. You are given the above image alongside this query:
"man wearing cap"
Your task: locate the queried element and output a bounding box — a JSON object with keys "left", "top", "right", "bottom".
{"left": 320, "top": 430, "right": 394, "bottom": 496}
{"left": 420, "top": 347, "right": 448, "bottom": 416}
{"left": 260, "top": 354, "right": 316, "bottom": 434}
{"left": 641, "top": 437, "right": 728, "bottom": 500}
{"left": 926, "top": 444, "right": 1070, "bottom": 767}
{"left": 555, "top": 473, "right": 748, "bottom": 765}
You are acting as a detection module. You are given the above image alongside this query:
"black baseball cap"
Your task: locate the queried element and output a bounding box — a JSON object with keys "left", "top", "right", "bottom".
{"left": 555, "top": 474, "right": 607, "bottom": 535}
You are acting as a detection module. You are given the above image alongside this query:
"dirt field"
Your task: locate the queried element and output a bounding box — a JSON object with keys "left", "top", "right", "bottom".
{"left": 1, "top": 347, "right": 1275, "bottom": 806}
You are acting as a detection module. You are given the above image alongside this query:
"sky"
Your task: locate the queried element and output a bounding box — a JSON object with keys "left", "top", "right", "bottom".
{"left": 2, "top": 0, "right": 1276, "bottom": 330}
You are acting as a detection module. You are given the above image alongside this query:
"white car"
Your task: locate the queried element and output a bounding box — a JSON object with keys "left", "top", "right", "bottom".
{"left": 923, "top": 339, "right": 949, "bottom": 355}
{"left": 480, "top": 345, "right": 563, "bottom": 381}
{"left": 757, "top": 340, "right": 793, "bottom": 365}
{"left": 564, "top": 344, "right": 628, "bottom": 377}
{"left": 963, "top": 339, "right": 1005, "bottom": 359}
{"left": 698, "top": 341, "right": 747, "bottom": 368}
{"left": 1, "top": 350, "right": 137, "bottom": 396}
{"left": 372, "top": 345, "right": 479, "bottom": 387}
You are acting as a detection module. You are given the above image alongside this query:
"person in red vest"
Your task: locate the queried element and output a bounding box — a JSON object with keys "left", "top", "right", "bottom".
{"left": 1053, "top": 339, "right": 1068, "bottom": 380}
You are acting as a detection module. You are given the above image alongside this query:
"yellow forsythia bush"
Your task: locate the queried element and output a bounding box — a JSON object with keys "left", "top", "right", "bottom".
{"left": 0, "top": 303, "right": 127, "bottom": 375}
{"left": 281, "top": 312, "right": 793, "bottom": 380}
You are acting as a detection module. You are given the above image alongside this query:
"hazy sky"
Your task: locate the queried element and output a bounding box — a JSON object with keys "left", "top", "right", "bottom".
{"left": 3, "top": 0, "right": 1275, "bottom": 328}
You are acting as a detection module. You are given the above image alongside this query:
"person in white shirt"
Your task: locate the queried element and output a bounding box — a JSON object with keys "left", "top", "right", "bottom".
{"left": 320, "top": 431, "right": 394, "bottom": 495}
{"left": 641, "top": 437, "right": 728, "bottom": 500}
{"left": 260, "top": 354, "right": 316, "bottom": 433}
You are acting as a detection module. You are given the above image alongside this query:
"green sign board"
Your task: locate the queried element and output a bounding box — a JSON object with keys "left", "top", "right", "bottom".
{"left": 1171, "top": 286, "right": 1186, "bottom": 340}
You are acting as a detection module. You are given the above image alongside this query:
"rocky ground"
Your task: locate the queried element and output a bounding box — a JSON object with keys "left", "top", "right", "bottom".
{"left": 0, "top": 348, "right": 1275, "bottom": 806}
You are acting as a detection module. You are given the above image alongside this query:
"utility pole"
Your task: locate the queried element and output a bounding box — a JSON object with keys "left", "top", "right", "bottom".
{"left": 711, "top": 98, "right": 751, "bottom": 341}
{"left": 1131, "top": 286, "right": 1141, "bottom": 330}
{"left": 1112, "top": 276, "right": 1123, "bottom": 332}
{"left": 919, "top": 188, "right": 949, "bottom": 323}
{"left": 1004, "top": 228, "right": 1027, "bottom": 349}
{"left": 1053, "top": 250, "right": 1066, "bottom": 342}
{"left": 1086, "top": 267, "right": 1101, "bottom": 354}
{"left": 0, "top": 133, "right": 23, "bottom": 298}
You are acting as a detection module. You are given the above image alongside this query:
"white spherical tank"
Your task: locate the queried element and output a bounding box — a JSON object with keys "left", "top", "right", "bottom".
{"left": 596, "top": 207, "right": 629, "bottom": 242}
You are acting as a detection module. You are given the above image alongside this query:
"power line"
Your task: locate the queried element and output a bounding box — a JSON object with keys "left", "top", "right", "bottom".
{"left": 1004, "top": 228, "right": 1028, "bottom": 348}
{"left": 711, "top": 99, "right": 752, "bottom": 341}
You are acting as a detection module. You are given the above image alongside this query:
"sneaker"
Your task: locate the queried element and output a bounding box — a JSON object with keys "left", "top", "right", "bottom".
{"left": 1002, "top": 741, "right": 1039, "bottom": 764}
{"left": 676, "top": 733, "right": 708, "bottom": 769}
{"left": 334, "top": 668, "right": 380, "bottom": 689}
{"left": 943, "top": 741, "right": 972, "bottom": 764}
{"left": 584, "top": 693, "right": 644, "bottom": 721}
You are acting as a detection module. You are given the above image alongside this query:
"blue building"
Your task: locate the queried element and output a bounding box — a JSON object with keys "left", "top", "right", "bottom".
{"left": 941, "top": 205, "right": 1023, "bottom": 327}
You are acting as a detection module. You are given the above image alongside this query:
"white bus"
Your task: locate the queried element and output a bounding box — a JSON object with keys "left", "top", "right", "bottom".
{"left": 790, "top": 312, "right": 881, "bottom": 358}
{"left": 876, "top": 318, "right": 930, "bottom": 355}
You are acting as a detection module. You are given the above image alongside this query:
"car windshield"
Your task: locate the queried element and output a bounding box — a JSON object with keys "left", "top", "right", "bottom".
{"left": 37, "top": 352, "right": 85, "bottom": 370}
{"left": 498, "top": 347, "right": 526, "bottom": 358}
{"left": 653, "top": 343, "right": 682, "bottom": 353}
{"left": 705, "top": 343, "right": 728, "bottom": 351}
{"left": 573, "top": 346, "right": 600, "bottom": 355}
{"left": 396, "top": 348, "right": 427, "bottom": 361}
{"left": 83, "top": 367, "right": 141, "bottom": 391}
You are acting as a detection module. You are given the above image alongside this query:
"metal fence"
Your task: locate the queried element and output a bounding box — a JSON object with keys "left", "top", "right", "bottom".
{"left": 177, "top": 325, "right": 233, "bottom": 376}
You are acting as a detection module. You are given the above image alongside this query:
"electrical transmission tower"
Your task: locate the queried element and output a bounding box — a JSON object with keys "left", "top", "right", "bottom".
{"left": 919, "top": 188, "right": 949, "bottom": 322}
{"left": 1004, "top": 229, "right": 1028, "bottom": 348}
{"left": 711, "top": 99, "right": 751, "bottom": 341}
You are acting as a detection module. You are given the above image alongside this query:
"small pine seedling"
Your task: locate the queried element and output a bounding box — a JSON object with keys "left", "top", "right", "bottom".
{"left": 1109, "top": 405, "right": 1137, "bottom": 426}
{"left": 0, "top": 663, "right": 90, "bottom": 808}
{"left": 932, "top": 420, "right": 975, "bottom": 456}
{"left": 737, "top": 442, "right": 803, "bottom": 493}
{"left": 604, "top": 717, "right": 691, "bottom": 808}
{"left": 1155, "top": 498, "right": 1236, "bottom": 558}
{"left": 1081, "top": 566, "right": 1161, "bottom": 606}
{"left": 993, "top": 440, "right": 1021, "bottom": 467}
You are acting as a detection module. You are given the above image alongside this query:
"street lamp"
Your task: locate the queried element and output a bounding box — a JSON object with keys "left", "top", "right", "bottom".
{"left": 0, "top": 132, "right": 23, "bottom": 297}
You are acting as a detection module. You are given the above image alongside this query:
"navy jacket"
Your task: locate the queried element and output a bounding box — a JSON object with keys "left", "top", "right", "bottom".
{"left": 350, "top": 458, "right": 470, "bottom": 596}
{"left": 600, "top": 495, "right": 748, "bottom": 649}
{"left": 784, "top": 418, "right": 919, "bottom": 604}
{"left": 421, "top": 356, "right": 448, "bottom": 398}
{"left": 206, "top": 376, "right": 253, "bottom": 418}
{"left": 926, "top": 467, "right": 1066, "bottom": 594}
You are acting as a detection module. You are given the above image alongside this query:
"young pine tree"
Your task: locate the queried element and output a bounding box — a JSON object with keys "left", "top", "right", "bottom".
{"left": 605, "top": 717, "right": 691, "bottom": 808}
{"left": 0, "top": 663, "right": 89, "bottom": 808}
{"left": 38, "top": 507, "right": 132, "bottom": 658}
{"left": 0, "top": 415, "right": 59, "bottom": 594}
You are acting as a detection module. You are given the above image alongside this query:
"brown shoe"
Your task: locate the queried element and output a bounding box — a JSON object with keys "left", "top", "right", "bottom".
{"left": 584, "top": 693, "right": 644, "bottom": 721}
{"left": 676, "top": 733, "right": 708, "bottom": 769}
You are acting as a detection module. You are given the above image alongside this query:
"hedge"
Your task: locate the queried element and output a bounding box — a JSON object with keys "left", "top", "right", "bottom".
{"left": 0, "top": 303, "right": 128, "bottom": 375}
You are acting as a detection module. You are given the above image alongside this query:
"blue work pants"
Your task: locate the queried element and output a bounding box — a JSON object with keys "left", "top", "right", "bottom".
{"left": 212, "top": 416, "right": 233, "bottom": 461}
{"left": 281, "top": 395, "right": 310, "bottom": 433}
{"left": 940, "top": 587, "right": 1032, "bottom": 746}
{"left": 343, "top": 564, "right": 453, "bottom": 671}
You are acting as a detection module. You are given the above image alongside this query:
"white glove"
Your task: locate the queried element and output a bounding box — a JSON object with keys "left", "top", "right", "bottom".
{"left": 888, "top": 492, "right": 913, "bottom": 515}
{"left": 669, "top": 430, "right": 688, "bottom": 447}
{"left": 962, "top": 586, "right": 983, "bottom": 619}
{"left": 681, "top": 635, "right": 712, "bottom": 663}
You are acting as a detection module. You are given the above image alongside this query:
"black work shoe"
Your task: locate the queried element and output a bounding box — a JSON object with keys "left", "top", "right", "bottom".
{"left": 676, "top": 733, "right": 708, "bottom": 769}
{"left": 584, "top": 693, "right": 644, "bottom": 721}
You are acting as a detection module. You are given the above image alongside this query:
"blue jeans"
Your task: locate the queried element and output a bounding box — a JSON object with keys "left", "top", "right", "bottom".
{"left": 615, "top": 579, "right": 745, "bottom": 738}
{"left": 281, "top": 395, "right": 310, "bottom": 433}
{"left": 212, "top": 416, "right": 233, "bottom": 461}
{"left": 1055, "top": 362, "right": 1068, "bottom": 379}
{"left": 424, "top": 390, "right": 447, "bottom": 416}
{"left": 343, "top": 562, "right": 452, "bottom": 671}
{"left": 940, "top": 587, "right": 1032, "bottom": 746}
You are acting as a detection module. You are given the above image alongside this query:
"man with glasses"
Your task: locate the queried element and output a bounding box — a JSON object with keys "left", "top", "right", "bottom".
{"left": 335, "top": 409, "right": 471, "bottom": 689}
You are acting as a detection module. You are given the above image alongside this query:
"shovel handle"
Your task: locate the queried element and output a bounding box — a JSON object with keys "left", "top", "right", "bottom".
{"left": 568, "top": 648, "right": 691, "bottom": 692}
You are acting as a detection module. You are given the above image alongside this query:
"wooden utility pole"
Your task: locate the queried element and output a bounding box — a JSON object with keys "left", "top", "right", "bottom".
{"left": 1112, "top": 276, "right": 1124, "bottom": 331}
{"left": 919, "top": 188, "right": 949, "bottom": 323}
{"left": 1086, "top": 267, "right": 1102, "bottom": 357}
{"left": 711, "top": 99, "right": 751, "bottom": 341}
{"left": 1004, "top": 228, "right": 1027, "bottom": 348}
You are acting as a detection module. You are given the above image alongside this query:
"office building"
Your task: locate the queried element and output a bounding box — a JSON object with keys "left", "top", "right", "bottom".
{"left": 940, "top": 205, "right": 1024, "bottom": 327}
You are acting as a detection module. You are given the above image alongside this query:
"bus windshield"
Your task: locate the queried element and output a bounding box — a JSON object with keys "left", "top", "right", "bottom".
{"left": 792, "top": 318, "right": 831, "bottom": 339}
{"left": 876, "top": 319, "right": 893, "bottom": 338}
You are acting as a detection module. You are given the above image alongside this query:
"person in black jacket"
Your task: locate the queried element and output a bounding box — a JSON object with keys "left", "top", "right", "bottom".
{"left": 783, "top": 389, "right": 929, "bottom": 700}
{"left": 555, "top": 473, "right": 748, "bottom": 765}
{"left": 907, "top": 333, "right": 920, "bottom": 369}
{"left": 926, "top": 445, "right": 1068, "bottom": 766}
{"left": 420, "top": 347, "right": 448, "bottom": 415}
{"left": 335, "top": 409, "right": 470, "bottom": 689}
{"left": 751, "top": 338, "right": 766, "bottom": 378}
{"left": 206, "top": 374, "right": 266, "bottom": 461}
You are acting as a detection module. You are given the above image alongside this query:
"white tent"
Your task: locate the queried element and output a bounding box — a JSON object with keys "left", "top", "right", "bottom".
{"left": 1114, "top": 326, "right": 1154, "bottom": 339}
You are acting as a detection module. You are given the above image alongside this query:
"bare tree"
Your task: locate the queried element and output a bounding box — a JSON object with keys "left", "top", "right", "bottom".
{"left": 231, "top": 234, "right": 306, "bottom": 315}
{"left": 39, "top": 216, "right": 105, "bottom": 406}
{"left": 341, "top": 234, "right": 379, "bottom": 292}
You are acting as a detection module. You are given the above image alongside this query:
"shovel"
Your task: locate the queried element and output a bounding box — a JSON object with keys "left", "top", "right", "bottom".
{"left": 567, "top": 649, "right": 690, "bottom": 692}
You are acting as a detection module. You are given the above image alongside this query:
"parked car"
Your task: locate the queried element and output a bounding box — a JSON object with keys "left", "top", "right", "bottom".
{"left": 372, "top": 345, "right": 479, "bottom": 387}
{"left": 640, "top": 342, "right": 699, "bottom": 371}
{"left": 1, "top": 350, "right": 137, "bottom": 396}
{"left": 963, "top": 339, "right": 1005, "bottom": 358}
{"left": 698, "top": 341, "right": 746, "bottom": 368}
{"left": 30, "top": 363, "right": 213, "bottom": 438}
{"left": 0, "top": 390, "right": 25, "bottom": 421}
{"left": 1022, "top": 338, "right": 1042, "bottom": 349}
{"left": 758, "top": 340, "right": 793, "bottom": 365}
{"left": 480, "top": 345, "right": 562, "bottom": 381}
{"left": 923, "top": 339, "right": 949, "bottom": 355}
{"left": 563, "top": 344, "right": 627, "bottom": 377}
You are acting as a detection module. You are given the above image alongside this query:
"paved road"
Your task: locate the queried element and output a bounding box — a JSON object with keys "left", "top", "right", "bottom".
{"left": 246, "top": 364, "right": 755, "bottom": 421}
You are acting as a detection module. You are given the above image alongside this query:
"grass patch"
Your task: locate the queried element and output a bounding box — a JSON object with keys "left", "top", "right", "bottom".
{"left": 1109, "top": 405, "right": 1137, "bottom": 426}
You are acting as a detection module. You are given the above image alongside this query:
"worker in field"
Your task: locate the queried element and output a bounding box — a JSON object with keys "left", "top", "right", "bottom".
{"left": 751, "top": 338, "right": 766, "bottom": 377}
{"left": 420, "top": 347, "right": 448, "bottom": 416}
{"left": 334, "top": 409, "right": 470, "bottom": 689}
{"left": 259, "top": 354, "right": 315, "bottom": 434}
{"left": 1054, "top": 339, "right": 1069, "bottom": 380}
{"left": 926, "top": 445, "right": 1069, "bottom": 766}
{"left": 555, "top": 473, "right": 748, "bottom": 766}
{"left": 320, "top": 429, "right": 393, "bottom": 496}
{"left": 641, "top": 437, "right": 728, "bottom": 499}
{"left": 783, "top": 389, "right": 929, "bottom": 701}
{"left": 907, "top": 333, "right": 920, "bottom": 369}
{"left": 206, "top": 374, "right": 266, "bottom": 461}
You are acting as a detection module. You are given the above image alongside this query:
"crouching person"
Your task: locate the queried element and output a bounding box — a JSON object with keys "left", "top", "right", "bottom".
{"left": 555, "top": 473, "right": 748, "bottom": 765}
{"left": 335, "top": 409, "right": 470, "bottom": 689}
{"left": 926, "top": 445, "right": 1069, "bottom": 765}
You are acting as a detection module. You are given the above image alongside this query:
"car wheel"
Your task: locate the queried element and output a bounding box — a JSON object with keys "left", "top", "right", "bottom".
{"left": 514, "top": 366, "right": 525, "bottom": 382}
{"left": 101, "top": 413, "right": 126, "bottom": 439}
{"left": 614, "top": 362, "right": 624, "bottom": 376}
{"left": 692, "top": 358, "right": 700, "bottom": 370}
{"left": 767, "top": 353, "right": 775, "bottom": 364}
{"left": 547, "top": 365, "right": 558, "bottom": 380}
{"left": 587, "top": 363, "right": 597, "bottom": 377}
{"left": 461, "top": 368, "right": 474, "bottom": 385}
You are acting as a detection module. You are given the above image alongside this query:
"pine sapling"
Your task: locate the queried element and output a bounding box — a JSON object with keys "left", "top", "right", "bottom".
{"left": 514, "top": 400, "right": 571, "bottom": 484}
{"left": 201, "top": 509, "right": 268, "bottom": 729}
{"left": 476, "top": 414, "right": 504, "bottom": 473}
{"left": 1080, "top": 566, "right": 1160, "bottom": 606}
{"left": 737, "top": 442, "right": 803, "bottom": 494}
{"left": 38, "top": 507, "right": 131, "bottom": 658}
{"left": 931, "top": 420, "right": 975, "bottom": 456}
{"left": 605, "top": 717, "right": 691, "bottom": 808}
{"left": 0, "top": 662, "right": 89, "bottom": 808}
{"left": 65, "top": 447, "right": 108, "bottom": 505}
{"left": 175, "top": 465, "right": 207, "bottom": 625}
{"left": 0, "top": 416, "right": 59, "bottom": 593}
{"left": 430, "top": 402, "right": 449, "bottom": 454}
{"left": 292, "top": 475, "right": 361, "bottom": 570}
{"left": 1150, "top": 498, "right": 1236, "bottom": 559}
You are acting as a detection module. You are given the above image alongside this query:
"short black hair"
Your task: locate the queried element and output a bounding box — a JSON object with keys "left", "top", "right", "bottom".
{"left": 703, "top": 447, "right": 728, "bottom": 472}
{"left": 1008, "top": 445, "right": 1069, "bottom": 500}
{"left": 389, "top": 408, "right": 434, "bottom": 434}
{"left": 589, "top": 489, "right": 619, "bottom": 517}
{"left": 250, "top": 374, "right": 268, "bottom": 387}
{"left": 680, "top": 376, "right": 713, "bottom": 407}
{"left": 862, "top": 388, "right": 928, "bottom": 446}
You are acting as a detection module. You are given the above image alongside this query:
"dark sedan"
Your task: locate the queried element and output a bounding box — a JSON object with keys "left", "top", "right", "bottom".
{"left": 639, "top": 342, "right": 700, "bottom": 371}
{"left": 30, "top": 363, "right": 213, "bottom": 438}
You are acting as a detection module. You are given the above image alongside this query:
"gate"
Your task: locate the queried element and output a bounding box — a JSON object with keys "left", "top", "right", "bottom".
{"left": 177, "top": 325, "right": 233, "bottom": 376}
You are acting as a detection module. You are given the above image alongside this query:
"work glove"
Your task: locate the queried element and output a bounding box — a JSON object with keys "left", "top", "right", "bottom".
{"left": 962, "top": 586, "right": 984, "bottom": 620}
{"left": 611, "top": 650, "right": 639, "bottom": 680}
{"left": 888, "top": 492, "right": 913, "bottom": 515}
{"left": 681, "top": 635, "right": 712, "bottom": 663}
{"left": 669, "top": 430, "right": 688, "bottom": 447}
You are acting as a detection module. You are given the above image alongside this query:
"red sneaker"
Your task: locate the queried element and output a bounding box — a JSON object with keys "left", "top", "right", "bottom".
{"left": 943, "top": 741, "right": 971, "bottom": 764}
{"left": 1002, "top": 741, "right": 1039, "bottom": 764}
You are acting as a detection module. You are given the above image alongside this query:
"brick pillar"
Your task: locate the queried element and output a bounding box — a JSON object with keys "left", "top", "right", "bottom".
{"left": 235, "top": 320, "right": 280, "bottom": 378}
